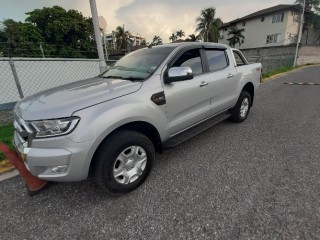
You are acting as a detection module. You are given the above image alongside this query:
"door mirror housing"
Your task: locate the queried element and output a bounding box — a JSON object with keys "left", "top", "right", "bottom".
{"left": 164, "top": 67, "right": 193, "bottom": 84}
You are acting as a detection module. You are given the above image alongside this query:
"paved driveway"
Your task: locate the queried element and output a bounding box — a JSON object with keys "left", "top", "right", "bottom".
{"left": 1, "top": 66, "right": 320, "bottom": 240}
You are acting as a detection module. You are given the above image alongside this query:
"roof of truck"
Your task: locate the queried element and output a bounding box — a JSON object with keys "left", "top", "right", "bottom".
{"left": 152, "top": 42, "right": 228, "bottom": 49}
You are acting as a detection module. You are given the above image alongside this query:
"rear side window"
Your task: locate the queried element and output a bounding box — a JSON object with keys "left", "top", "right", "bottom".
{"left": 172, "top": 49, "right": 203, "bottom": 75}
{"left": 233, "top": 51, "right": 247, "bottom": 66}
{"left": 205, "top": 50, "right": 229, "bottom": 72}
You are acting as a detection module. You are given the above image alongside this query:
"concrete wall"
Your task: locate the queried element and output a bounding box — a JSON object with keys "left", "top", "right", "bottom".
{"left": 297, "top": 45, "right": 320, "bottom": 65}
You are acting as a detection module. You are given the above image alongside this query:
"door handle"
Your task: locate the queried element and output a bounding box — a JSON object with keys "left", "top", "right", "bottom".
{"left": 200, "top": 81, "right": 208, "bottom": 87}
{"left": 228, "top": 74, "right": 234, "bottom": 78}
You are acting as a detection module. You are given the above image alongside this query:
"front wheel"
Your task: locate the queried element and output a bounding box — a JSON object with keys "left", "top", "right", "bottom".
{"left": 229, "top": 91, "right": 251, "bottom": 123}
{"left": 93, "top": 130, "right": 155, "bottom": 195}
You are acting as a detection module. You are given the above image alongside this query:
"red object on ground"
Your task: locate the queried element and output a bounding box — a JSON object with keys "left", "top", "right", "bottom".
{"left": 0, "top": 143, "right": 48, "bottom": 195}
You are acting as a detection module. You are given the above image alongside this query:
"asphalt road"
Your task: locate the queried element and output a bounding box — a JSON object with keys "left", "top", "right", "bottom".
{"left": 1, "top": 66, "right": 320, "bottom": 240}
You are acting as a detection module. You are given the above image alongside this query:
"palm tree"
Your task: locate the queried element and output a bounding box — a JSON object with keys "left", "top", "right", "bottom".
{"left": 227, "top": 26, "right": 245, "bottom": 48}
{"left": 186, "top": 34, "right": 201, "bottom": 42}
{"left": 150, "top": 35, "right": 163, "bottom": 46}
{"left": 169, "top": 33, "right": 177, "bottom": 42}
{"left": 196, "top": 7, "right": 223, "bottom": 42}
{"left": 295, "top": 0, "right": 320, "bottom": 11}
{"left": 176, "top": 30, "right": 185, "bottom": 39}
{"left": 114, "top": 25, "right": 131, "bottom": 51}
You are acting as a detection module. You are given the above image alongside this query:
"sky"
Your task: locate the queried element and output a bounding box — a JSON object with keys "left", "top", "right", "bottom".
{"left": 0, "top": 0, "right": 294, "bottom": 42}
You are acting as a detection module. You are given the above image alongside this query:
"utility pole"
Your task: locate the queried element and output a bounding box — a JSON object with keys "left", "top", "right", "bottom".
{"left": 89, "top": 0, "right": 107, "bottom": 72}
{"left": 293, "top": 0, "right": 306, "bottom": 67}
{"left": 39, "top": 42, "right": 45, "bottom": 58}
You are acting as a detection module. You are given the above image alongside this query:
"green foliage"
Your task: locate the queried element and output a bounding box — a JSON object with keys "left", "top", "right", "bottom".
{"left": 186, "top": 34, "right": 201, "bottom": 42}
{"left": 227, "top": 26, "right": 245, "bottom": 48}
{"left": 196, "top": 7, "right": 222, "bottom": 42}
{"left": 0, "top": 124, "right": 14, "bottom": 162}
{"left": 169, "top": 33, "right": 177, "bottom": 42}
{"left": 295, "top": 0, "right": 320, "bottom": 12}
{"left": 176, "top": 30, "right": 185, "bottom": 39}
{"left": 114, "top": 26, "right": 131, "bottom": 51}
{"left": 262, "top": 66, "right": 296, "bottom": 79}
{"left": 0, "top": 6, "right": 98, "bottom": 58}
{"left": 150, "top": 35, "right": 163, "bottom": 46}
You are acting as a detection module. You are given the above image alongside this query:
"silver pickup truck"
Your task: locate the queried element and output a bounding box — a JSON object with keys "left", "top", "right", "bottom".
{"left": 13, "top": 42, "right": 262, "bottom": 194}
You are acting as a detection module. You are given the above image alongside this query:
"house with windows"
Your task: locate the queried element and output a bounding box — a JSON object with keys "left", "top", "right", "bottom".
{"left": 218, "top": 4, "right": 317, "bottom": 49}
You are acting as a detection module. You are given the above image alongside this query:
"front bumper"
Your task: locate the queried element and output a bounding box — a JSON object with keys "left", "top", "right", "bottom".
{"left": 13, "top": 116, "right": 93, "bottom": 182}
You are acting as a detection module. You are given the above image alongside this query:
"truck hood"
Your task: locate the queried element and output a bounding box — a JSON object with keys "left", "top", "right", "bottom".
{"left": 15, "top": 77, "right": 142, "bottom": 120}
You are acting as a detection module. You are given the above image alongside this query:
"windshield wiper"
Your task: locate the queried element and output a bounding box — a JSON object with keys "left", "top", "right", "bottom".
{"left": 122, "top": 77, "right": 145, "bottom": 81}
{"left": 101, "top": 75, "right": 123, "bottom": 79}
{"left": 101, "top": 75, "right": 144, "bottom": 81}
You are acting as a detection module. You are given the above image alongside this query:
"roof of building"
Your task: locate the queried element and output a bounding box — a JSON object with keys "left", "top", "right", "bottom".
{"left": 221, "top": 4, "right": 307, "bottom": 28}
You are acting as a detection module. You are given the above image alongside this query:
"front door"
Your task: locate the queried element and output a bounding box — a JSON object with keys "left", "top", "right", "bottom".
{"left": 163, "top": 48, "right": 212, "bottom": 135}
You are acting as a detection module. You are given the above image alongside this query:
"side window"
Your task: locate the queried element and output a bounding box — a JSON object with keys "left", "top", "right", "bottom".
{"left": 205, "top": 50, "right": 228, "bottom": 72}
{"left": 233, "top": 51, "right": 246, "bottom": 66}
{"left": 172, "top": 49, "right": 203, "bottom": 75}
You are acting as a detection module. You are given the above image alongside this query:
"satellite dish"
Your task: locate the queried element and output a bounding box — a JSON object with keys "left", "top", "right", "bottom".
{"left": 99, "top": 16, "right": 107, "bottom": 31}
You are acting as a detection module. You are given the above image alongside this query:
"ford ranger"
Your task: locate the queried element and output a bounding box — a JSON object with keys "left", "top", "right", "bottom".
{"left": 13, "top": 42, "right": 262, "bottom": 194}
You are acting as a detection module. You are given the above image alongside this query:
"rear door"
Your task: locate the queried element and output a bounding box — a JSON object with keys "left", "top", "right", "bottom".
{"left": 203, "top": 48, "right": 239, "bottom": 114}
{"left": 163, "top": 47, "right": 212, "bottom": 135}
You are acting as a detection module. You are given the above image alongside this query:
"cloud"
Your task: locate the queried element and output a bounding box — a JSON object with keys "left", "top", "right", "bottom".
{"left": 0, "top": 0, "right": 294, "bottom": 42}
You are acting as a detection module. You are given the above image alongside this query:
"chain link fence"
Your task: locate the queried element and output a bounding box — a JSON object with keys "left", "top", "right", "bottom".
{"left": 0, "top": 58, "right": 117, "bottom": 110}
{"left": 247, "top": 54, "right": 295, "bottom": 73}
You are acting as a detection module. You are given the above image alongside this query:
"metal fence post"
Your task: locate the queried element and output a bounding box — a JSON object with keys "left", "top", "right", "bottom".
{"left": 9, "top": 58, "right": 24, "bottom": 99}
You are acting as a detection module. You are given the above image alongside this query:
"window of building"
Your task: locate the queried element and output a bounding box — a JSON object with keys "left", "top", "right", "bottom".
{"left": 261, "top": 16, "right": 265, "bottom": 22}
{"left": 266, "top": 34, "right": 280, "bottom": 44}
{"left": 272, "top": 12, "right": 285, "bottom": 23}
{"left": 242, "top": 22, "right": 246, "bottom": 26}
{"left": 172, "top": 49, "right": 203, "bottom": 75}
{"left": 205, "top": 50, "right": 229, "bottom": 72}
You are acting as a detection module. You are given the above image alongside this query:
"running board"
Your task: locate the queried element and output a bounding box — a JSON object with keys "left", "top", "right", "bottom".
{"left": 163, "top": 112, "right": 231, "bottom": 149}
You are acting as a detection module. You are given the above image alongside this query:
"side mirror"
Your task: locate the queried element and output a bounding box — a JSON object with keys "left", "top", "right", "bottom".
{"left": 164, "top": 67, "right": 193, "bottom": 84}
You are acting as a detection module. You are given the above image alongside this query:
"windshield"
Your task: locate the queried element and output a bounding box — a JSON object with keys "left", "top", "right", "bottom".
{"left": 100, "top": 47, "right": 175, "bottom": 80}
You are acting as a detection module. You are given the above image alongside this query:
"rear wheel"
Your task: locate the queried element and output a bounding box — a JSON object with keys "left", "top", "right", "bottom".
{"left": 230, "top": 91, "right": 251, "bottom": 123}
{"left": 93, "top": 130, "right": 154, "bottom": 195}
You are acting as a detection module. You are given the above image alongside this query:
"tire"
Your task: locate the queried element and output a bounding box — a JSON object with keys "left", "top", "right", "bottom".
{"left": 93, "top": 130, "right": 155, "bottom": 195}
{"left": 229, "top": 91, "right": 252, "bottom": 123}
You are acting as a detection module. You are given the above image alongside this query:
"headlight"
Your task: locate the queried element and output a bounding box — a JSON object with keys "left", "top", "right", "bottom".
{"left": 29, "top": 117, "right": 80, "bottom": 138}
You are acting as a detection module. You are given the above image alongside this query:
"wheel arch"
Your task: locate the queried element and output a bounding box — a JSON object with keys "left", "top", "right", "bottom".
{"left": 242, "top": 82, "right": 255, "bottom": 106}
{"left": 89, "top": 121, "right": 163, "bottom": 175}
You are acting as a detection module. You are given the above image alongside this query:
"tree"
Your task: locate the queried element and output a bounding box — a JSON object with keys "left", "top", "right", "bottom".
{"left": 114, "top": 25, "right": 131, "bottom": 51}
{"left": 176, "top": 30, "right": 185, "bottom": 39}
{"left": 295, "top": 0, "right": 320, "bottom": 12}
{"left": 196, "top": 7, "right": 223, "bottom": 42}
{"left": 186, "top": 34, "right": 201, "bottom": 42}
{"left": 0, "top": 19, "right": 44, "bottom": 57}
{"left": 227, "top": 26, "right": 245, "bottom": 47}
{"left": 150, "top": 35, "right": 163, "bottom": 46}
{"left": 169, "top": 33, "right": 177, "bottom": 42}
{"left": 25, "top": 6, "right": 97, "bottom": 58}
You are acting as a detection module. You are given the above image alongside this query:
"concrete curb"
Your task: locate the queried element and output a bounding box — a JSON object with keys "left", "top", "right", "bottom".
{"left": 0, "top": 169, "right": 18, "bottom": 182}
{"left": 0, "top": 159, "right": 14, "bottom": 174}
{"left": 262, "top": 64, "right": 320, "bottom": 84}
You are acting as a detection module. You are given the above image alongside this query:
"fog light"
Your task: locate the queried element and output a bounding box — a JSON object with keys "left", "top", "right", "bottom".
{"left": 51, "top": 165, "right": 69, "bottom": 174}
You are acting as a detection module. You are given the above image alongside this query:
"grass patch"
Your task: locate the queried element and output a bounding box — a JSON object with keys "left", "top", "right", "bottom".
{"left": 262, "top": 66, "right": 297, "bottom": 79}
{"left": 0, "top": 124, "right": 14, "bottom": 162}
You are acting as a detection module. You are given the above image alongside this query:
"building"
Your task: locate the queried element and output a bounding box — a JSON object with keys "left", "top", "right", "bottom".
{"left": 219, "top": 4, "right": 318, "bottom": 49}
{"left": 104, "top": 31, "right": 146, "bottom": 50}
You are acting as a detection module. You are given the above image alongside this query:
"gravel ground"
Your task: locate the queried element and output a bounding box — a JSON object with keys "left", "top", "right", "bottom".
{"left": 1, "top": 66, "right": 320, "bottom": 240}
